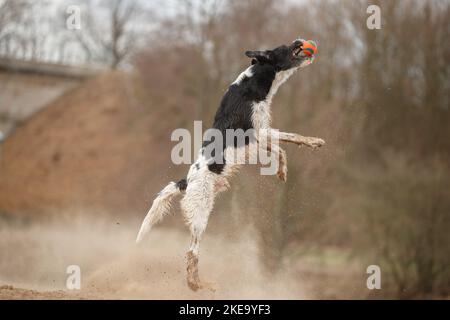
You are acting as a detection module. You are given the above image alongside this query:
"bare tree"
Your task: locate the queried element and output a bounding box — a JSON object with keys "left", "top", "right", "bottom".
{"left": 0, "top": 0, "right": 30, "bottom": 57}
{"left": 74, "top": 0, "right": 148, "bottom": 68}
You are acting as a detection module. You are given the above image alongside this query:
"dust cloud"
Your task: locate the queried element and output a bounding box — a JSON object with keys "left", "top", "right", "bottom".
{"left": 0, "top": 213, "right": 306, "bottom": 299}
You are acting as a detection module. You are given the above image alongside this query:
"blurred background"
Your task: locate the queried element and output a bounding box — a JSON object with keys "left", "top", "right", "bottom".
{"left": 0, "top": 0, "right": 449, "bottom": 299}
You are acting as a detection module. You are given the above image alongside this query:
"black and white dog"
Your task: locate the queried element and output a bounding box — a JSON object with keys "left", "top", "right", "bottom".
{"left": 136, "top": 38, "right": 325, "bottom": 291}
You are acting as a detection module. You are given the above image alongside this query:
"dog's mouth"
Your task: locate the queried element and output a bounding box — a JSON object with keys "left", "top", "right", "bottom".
{"left": 292, "top": 45, "right": 303, "bottom": 58}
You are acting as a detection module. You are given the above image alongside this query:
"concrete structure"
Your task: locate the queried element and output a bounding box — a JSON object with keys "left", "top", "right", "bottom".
{"left": 0, "top": 58, "right": 102, "bottom": 139}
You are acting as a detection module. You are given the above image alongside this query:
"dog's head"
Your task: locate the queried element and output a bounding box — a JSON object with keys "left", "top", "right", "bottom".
{"left": 245, "top": 38, "right": 315, "bottom": 71}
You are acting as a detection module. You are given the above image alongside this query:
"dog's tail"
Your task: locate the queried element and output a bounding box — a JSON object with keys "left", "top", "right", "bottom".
{"left": 135, "top": 178, "right": 187, "bottom": 243}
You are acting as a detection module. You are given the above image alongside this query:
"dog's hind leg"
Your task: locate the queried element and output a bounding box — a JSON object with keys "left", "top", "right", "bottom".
{"left": 181, "top": 170, "right": 217, "bottom": 291}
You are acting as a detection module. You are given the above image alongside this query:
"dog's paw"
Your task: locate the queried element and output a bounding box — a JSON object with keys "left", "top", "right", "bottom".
{"left": 187, "top": 278, "right": 201, "bottom": 292}
{"left": 300, "top": 137, "right": 325, "bottom": 149}
{"left": 187, "top": 279, "right": 216, "bottom": 293}
{"left": 277, "top": 165, "right": 288, "bottom": 182}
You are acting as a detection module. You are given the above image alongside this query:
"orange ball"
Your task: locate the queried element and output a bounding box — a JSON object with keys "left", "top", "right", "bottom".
{"left": 302, "top": 40, "right": 317, "bottom": 56}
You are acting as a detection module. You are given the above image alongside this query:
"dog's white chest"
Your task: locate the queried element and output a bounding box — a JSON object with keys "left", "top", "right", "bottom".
{"left": 251, "top": 101, "right": 271, "bottom": 130}
{"left": 251, "top": 69, "right": 296, "bottom": 131}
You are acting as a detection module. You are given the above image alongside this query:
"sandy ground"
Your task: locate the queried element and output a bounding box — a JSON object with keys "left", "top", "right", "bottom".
{"left": 0, "top": 215, "right": 309, "bottom": 300}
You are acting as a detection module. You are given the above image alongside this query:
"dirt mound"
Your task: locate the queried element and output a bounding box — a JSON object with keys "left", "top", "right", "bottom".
{"left": 0, "top": 71, "right": 187, "bottom": 215}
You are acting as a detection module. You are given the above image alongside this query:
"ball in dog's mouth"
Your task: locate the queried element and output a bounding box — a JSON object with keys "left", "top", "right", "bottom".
{"left": 302, "top": 40, "right": 318, "bottom": 56}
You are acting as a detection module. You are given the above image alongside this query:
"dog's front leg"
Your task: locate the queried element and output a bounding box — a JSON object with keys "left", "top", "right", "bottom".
{"left": 258, "top": 130, "right": 288, "bottom": 182}
{"left": 271, "top": 129, "right": 325, "bottom": 149}
{"left": 265, "top": 142, "right": 288, "bottom": 182}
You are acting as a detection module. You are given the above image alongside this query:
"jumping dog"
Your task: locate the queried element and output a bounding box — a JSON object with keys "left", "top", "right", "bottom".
{"left": 136, "top": 38, "right": 325, "bottom": 291}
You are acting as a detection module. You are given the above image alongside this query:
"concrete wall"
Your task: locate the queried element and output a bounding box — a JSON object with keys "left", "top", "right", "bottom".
{"left": 0, "top": 58, "right": 102, "bottom": 140}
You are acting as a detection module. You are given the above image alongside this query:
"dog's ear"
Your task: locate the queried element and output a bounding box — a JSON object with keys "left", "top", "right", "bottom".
{"left": 245, "top": 50, "right": 271, "bottom": 63}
